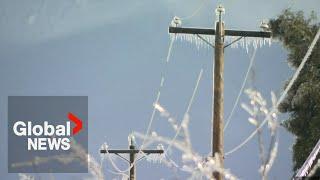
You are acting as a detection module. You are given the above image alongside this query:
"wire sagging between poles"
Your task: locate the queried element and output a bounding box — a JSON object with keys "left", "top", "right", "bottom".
{"left": 140, "top": 37, "right": 175, "bottom": 149}
{"left": 163, "top": 68, "right": 204, "bottom": 157}
{"left": 103, "top": 37, "right": 176, "bottom": 174}
{"left": 180, "top": 0, "right": 208, "bottom": 20}
{"left": 224, "top": 48, "right": 258, "bottom": 131}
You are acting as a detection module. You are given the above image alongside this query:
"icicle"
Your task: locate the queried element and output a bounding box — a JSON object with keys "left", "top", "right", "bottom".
{"left": 169, "top": 32, "right": 272, "bottom": 51}
{"left": 245, "top": 37, "right": 249, "bottom": 54}
{"left": 253, "top": 38, "right": 258, "bottom": 50}
{"left": 160, "top": 77, "right": 164, "bottom": 87}
{"left": 241, "top": 37, "right": 245, "bottom": 48}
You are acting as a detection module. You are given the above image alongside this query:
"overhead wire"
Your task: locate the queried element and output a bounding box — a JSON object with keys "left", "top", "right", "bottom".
{"left": 224, "top": 48, "right": 257, "bottom": 131}
{"left": 104, "top": 0, "right": 301, "bottom": 172}
{"left": 115, "top": 0, "right": 211, "bottom": 170}
{"left": 139, "top": 37, "right": 175, "bottom": 150}
{"left": 180, "top": 0, "right": 208, "bottom": 21}
{"left": 163, "top": 69, "right": 204, "bottom": 157}
{"left": 103, "top": 34, "right": 177, "bottom": 174}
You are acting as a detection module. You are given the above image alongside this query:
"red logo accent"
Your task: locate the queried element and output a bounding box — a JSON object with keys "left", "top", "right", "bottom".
{"left": 68, "top": 112, "right": 83, "bottom": 135}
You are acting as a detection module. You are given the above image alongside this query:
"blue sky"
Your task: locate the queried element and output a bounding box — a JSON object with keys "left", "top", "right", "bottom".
{"left": 0, "top": 0, "right": 319, "bottom": 179}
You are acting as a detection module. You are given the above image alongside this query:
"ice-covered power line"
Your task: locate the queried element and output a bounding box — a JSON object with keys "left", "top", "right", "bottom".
{"left": 139, "top": 36, "right": 175, "bottom": 149}
{"left": 134, "top": 101, "right": 238, "bottom": 179}
{"left": 296, "top": 138, "right": 320, "bottom": 177}
{"left": 143, "top": 68, "right": 204, "bottom": 162}
{"left": 102, "top": 24, "right": 177, "bottom": 174}
{"left": 224, "top": 48, "right": 258, "bottom": 131}
{"left": 186, "top": 69, "right": 204, "bottom": 114}
{"left": 163, "top": 69, "right": 204, "bottom": 157}
{"left": 180, "top": 0, "right": 208, "bottom": 20}
{"left": 225, "top": 27, "right": 320, "bottom": 156}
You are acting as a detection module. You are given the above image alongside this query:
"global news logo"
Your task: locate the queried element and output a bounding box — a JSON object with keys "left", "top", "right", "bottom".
{"left": 12, "top": 112, "right": 83, "bottom": 151}
{"left": 8, "top": 96, "right": 88, "bottom": 173}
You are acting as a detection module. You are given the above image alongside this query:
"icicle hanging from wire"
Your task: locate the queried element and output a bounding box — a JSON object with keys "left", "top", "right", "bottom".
{"left": 169, "top": 17, "right": 272, "bottom": 51}
{"left": 170, "top": 33, "right": 272, "bottom": 52}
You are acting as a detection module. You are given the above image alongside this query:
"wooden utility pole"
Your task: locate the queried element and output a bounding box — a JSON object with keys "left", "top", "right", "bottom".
{"left": 168, "top": 5, "right": 271, "bottom": 180}
{"left": 213, "top": 7, "right": 225, "bottom": 180}
{"left": 100, "top": 135, "right": 164, "bottom": 180}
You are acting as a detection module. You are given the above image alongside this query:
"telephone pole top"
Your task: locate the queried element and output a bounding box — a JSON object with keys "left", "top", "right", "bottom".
{"left": 100, "top": 135, "right": 164, "bottom": 180}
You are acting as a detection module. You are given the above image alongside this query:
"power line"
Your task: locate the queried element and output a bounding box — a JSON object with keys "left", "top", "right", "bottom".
{"left": 224, "top": 48, "right": 257, "bottom": 131}
{"left": 103, "top": 37, "right": 176, "bottom": 175}
{"left": 139, "top": 36, "right": 175, "bottom": 149}
{"left": 180, "top": 0, "right": 208, "bottom": 20}
{"left": 163, "top": 69, "right": 204, "bottom": 157}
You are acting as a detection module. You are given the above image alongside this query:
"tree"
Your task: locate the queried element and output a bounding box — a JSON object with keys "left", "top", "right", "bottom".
{"left": 269, "top": 9, "right": 320, "bottom": 175}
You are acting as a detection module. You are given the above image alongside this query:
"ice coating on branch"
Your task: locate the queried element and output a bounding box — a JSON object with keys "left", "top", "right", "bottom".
{"left": 154, "top": 102, "right": 170, "bottom": 117}
{"left": 14, "top": 139, "right": 104, "bottom": 180}
{"left": 239, "top": 89, "right": 279, "bottom": 179}
{"left": 19, "top": 174, "right": 34, "bottom": 180}
{"left": 133, "top": 101, "right": 238, "bottom": 180}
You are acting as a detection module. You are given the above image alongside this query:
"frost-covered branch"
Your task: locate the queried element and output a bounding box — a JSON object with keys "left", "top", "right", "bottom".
{"left": 132, "top": 89, "right": 279, "bottom": 180}
{"left": 15, "top": 139, "right": 104, "bottom": 180}
{"left": 133, "top": 103, "right": 237, "bottom": 180}
{"left": 241, "top": 89, "right": 279, "bottom": 180}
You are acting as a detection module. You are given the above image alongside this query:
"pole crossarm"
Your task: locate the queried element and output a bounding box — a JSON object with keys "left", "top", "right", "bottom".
{"left": 100, "top": 136, "right": 164, "bottom": 180}
{"left": 100, "top": 149, "right": 164, "bottom": 154}
{"left": 169, "top": 27, "right": 272, "bottom": 38}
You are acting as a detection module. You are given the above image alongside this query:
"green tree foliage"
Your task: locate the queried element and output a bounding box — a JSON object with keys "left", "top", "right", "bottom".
{"left": 269, "top": 9, "right": 320, "bottom": 174}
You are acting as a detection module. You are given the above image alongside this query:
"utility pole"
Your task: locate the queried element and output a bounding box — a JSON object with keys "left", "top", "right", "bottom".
{"left": 168, "top": 5, "right": 271, "bottom": 180}
{"left": 213, "top": 6, "right": 225, "bottom": 180}
{"left": 100, "top": 135, "right": 164, "bottom": 180}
